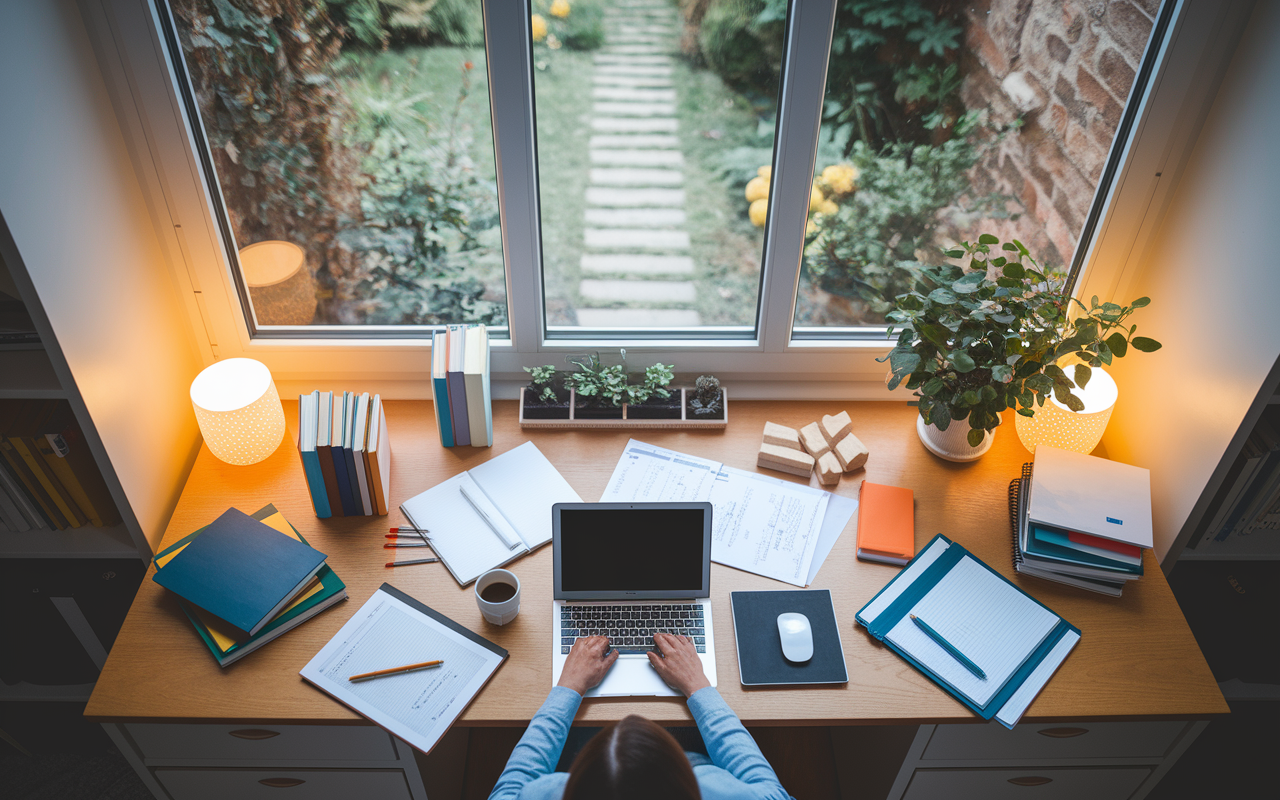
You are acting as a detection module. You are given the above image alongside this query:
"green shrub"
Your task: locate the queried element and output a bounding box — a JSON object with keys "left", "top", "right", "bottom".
{"left": 561, "top": 0, "right": 605, "bottom": 51}
{"left": 699, "top": 0, "right": 773, "bottom": 88}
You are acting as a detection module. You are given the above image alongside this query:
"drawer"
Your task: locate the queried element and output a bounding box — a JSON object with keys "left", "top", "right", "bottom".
{"left": 922, "top": 721, "right": 1186, "bottom": 761}
{"left": 154, "top": 768, "right": 412, "bottom": 800}
{"left": 903, "top": 767, "right": 1152, "bottom": 800}
{"left": 124, "top": 723, "right": 397, "bottom": 762}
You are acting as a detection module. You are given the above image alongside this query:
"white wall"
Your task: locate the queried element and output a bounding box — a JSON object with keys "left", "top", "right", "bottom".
{"left": 1103, "top": 0, "right": 1280, "bottom": 562}
{"left": 0, "top": 0, "right": 203, "bottom": 551}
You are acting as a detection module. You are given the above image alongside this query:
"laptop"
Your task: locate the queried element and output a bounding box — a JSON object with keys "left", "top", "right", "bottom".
{"left": 551, "top": 502, "right": 717, "bottom": 697}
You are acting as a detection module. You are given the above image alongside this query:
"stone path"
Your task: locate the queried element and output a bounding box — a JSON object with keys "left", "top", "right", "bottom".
{"left": 574, "top": 0, "right": 701, "bottom": 328}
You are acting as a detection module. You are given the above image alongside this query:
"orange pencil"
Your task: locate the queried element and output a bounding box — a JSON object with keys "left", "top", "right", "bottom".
{"left": 348, "top": 659, "right": 444, "bottom": 681}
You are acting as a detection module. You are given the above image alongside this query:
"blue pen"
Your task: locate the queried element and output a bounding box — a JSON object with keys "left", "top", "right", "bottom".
{"left": 910, "top": 614, "right": 987, "bottom": 680}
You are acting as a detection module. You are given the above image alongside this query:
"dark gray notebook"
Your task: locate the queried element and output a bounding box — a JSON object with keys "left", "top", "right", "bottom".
{"left": 730, "top": 590, "right": 848, "bottom": 685}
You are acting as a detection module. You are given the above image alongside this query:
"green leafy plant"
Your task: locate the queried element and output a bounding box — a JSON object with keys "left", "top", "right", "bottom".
{"left": 564, "top": 352, "right": 629, "bottom": 407}
{"left": 627, "top": 363, "right": 676, "bottom": 405}
{"left": 524, "top": 365, "right": 560, "bottom": 403}
{"left": 881, "top": 235, "right": 1163, "bottom": 447}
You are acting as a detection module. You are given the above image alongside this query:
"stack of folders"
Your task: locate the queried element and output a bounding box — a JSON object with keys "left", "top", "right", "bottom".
{"left": 153, "top": 505, "right": 346, "bottom": 666}
{"left": 430, "top": 324, "right": 492, "bottom": 448}
{"left": 298, "top": 391, "right": 391, "bottom": 518}
{"left": 1011, "top": 446, "right": 1154, "bottom": 597}
{"left": 0, "top": 399, "right": 122, "bottom": 533}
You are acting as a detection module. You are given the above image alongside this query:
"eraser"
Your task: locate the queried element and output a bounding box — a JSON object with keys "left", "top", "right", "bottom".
{"left": 762, "top": 421, "right": 802, "bottom": 451}
{"left": 816, "top": 452, "right": 842, "bottom": 486}
{"left": 798, "top": 422, "right": 830, "bottom": 458}
{"left": 820, "top": 411, "right": 853, "bottom": 444}
{"left": 834, "top": 432, "right": 869, "bottom": 472}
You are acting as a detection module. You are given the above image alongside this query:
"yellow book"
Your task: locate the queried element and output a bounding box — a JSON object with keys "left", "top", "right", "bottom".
{"left": 9, "top": 436, "right": 81, "bottom": 528}
{"left": 35, "top": 435, "right": 103, "bottom": 526}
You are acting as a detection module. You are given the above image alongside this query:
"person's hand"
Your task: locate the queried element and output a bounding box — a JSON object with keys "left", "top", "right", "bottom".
{"left": 557, "top": 636, "right": 618, "bottom": 695}
{"left": 647, "top": 633, "right": 711, "bottom": 697}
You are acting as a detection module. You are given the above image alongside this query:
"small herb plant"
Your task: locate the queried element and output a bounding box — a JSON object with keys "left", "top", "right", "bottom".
{"left": 563, "top": 351, "right": 676, "bottom": 407}
{"left": 628, "top": 363, "right": 676, "bottom": 405}
{"left": 523, "top": 365, "right": 560, "bottom": 404}
{"left": 881, "top": 235, "right": 1162, "bottom": 447}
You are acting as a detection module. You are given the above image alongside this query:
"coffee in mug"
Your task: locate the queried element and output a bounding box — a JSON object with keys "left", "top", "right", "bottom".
{"left": 475, "top": 569, "right": 520, "bottom": 625}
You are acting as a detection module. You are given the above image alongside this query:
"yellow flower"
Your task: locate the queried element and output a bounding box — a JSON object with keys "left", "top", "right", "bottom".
{"left": 820, "top": 163, "right": 859, "bottom": 195}
{"left": 809, "top": 185, "right": 825, "bottom": 213}
{"left": 550, "top": 0, "right": 570, "bottom": 18}
{"left": 531, "top": 14, "right": 547, "bottom": 41}
{"left": 819, "top": 199, "right": 838, "bottom": 215}
{"left": 749, "top": 198, "right": 768, "bottom": 227}
{"left": 757, "top": 165, "right": 772, "bottom": 180}
{"left": 744, "top": 176, "right": 769, "bottom": 203}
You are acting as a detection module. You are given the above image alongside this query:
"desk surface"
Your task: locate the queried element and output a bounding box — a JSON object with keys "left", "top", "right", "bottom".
{"left": 86, "top": 401, "right": 1227, "bottom": 726}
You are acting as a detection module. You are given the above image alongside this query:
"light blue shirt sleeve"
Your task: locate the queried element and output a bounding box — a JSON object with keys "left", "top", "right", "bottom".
{"left": 487, "top": 686, "right": 790, "bottom": 800}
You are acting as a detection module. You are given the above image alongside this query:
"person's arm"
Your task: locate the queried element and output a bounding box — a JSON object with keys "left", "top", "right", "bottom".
{"left": 648, "top": 633, "right": 789, "bottom": 799}
{"left": 487, "top": 636, "right": 618, "bottom": 800}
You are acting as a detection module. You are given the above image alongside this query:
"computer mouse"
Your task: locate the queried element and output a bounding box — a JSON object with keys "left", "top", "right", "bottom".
{"left": 777, "top": 612, "right": 813, "bottom": 663}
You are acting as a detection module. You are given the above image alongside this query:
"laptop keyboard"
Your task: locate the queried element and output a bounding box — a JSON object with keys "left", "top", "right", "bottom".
{"left": 560, "top": 603, "right": 706, "bottom": 654}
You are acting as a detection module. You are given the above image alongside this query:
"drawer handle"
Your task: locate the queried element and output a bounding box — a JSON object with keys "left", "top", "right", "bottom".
{"left": 1037, "top": 727, "right": 1089, "bottom": 739}
{"left": 1008, "top": 777, "right": 1053, "bottom": 787}
{"left": 229, "top": 729, "right": 281, "bottom": 740}
{"left": 259, "top": 778, "right": 306, "bottom": 788}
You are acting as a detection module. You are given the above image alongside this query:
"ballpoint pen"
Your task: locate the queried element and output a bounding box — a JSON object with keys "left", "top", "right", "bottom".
{"left": 910, "top": 614, "right": 986, "bottom": 680}
{"left": 385, "top": 557, "right": 440, "bottom": 568}
{"left": 459, "top": 484, "right": 520, "bottom": 550}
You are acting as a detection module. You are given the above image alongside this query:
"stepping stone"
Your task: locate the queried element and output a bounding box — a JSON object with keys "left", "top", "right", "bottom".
{"left": 580, "top": 254, "right": 694, "bottom": 275}
{"left": 606, "top": 25, "right": 675, "bottom": 35}
{"left": 593, "top": 75, "right": 673, "bottom": 88}
{"left": 593, "top": 54, "right": 674, "bottom": 66}
{"left": 592, "top": 87, "right": 677, "bottom": 103}
{"left": 604, "top": 34, "right": 667, "bottom": 44}
{"left": 592, "top": 102, "right": 677, "bottom": 117}
{"left": 590, "top": 149, "right": 683, "bottom": 167}
{"left": 585, "top": 187, "right": 685, "bottom": 207}
{"left": 602, "top": 45, "right": 672, "bottom": 56}
{"left": 584, "top": 208, "right": 687, "bottom": 227}
{"left": 575, "top": 308, "right": 703, "bottom": 327}
{"left": 594, "top": 64, "right": 673, "bottom": 77}
{"left": 590, "top": 167, "right": 683, "bottom": 186}
{"left": 585, "top": 228, "right": 690, "bottom": 249}
{"left": 579, "top": 279, "right": 697, "bottom": 303}
{"left": 591, "top": 117, "right": 678, "bottom": 132}
{"left": 588, "top": 134, "right": 680, "bottom": 149}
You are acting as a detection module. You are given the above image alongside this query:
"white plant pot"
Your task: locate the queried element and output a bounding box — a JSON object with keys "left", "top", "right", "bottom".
{"left": 916, "top": 415, "right": 995, "bottom": 462}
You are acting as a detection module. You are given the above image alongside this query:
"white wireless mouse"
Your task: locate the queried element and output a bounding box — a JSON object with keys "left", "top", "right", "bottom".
{"left": 777, "top": 612, "right": 813, "bottom": 663}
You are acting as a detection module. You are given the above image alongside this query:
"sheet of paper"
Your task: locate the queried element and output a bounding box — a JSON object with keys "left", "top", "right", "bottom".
{"left": 995, "top": 629, "right": 1080, "bottom": 728}
{"left": 300, "top": 589, "right": 503, "bottom": 755}
{"left": 602, "top": 440, "right": 831, "bottom": 587}
{"left": 811, "top": 493, "right": 857, "bottom": 585}
{"left": 401, "top": 472, "right": 524, "bottom": 585}
{"left": 885, "top": 555, "right": 1058, "bottom": 708}
{"left": 470, "top": 441, "right": 582, "bottom": 550}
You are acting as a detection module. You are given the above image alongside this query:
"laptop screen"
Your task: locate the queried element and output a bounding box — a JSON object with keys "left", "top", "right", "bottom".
{"left": 553, "top": 503, "right": 712, "bottom": 600}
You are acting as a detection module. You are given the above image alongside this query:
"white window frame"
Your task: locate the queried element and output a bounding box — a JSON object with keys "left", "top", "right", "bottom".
{"left": 79, "top": 0, "right": 1244, "bottom": 398}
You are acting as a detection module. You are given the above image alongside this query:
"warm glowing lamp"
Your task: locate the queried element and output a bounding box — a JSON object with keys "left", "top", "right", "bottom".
{"left": 190, "top": 358, "right": 286, "bottom": 465}
{"left": 1015, "top": 366, "right": 1118, "bottom": 454}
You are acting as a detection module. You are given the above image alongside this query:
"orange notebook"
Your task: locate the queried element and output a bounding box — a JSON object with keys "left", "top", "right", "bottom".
{"left": 857, "top": 482, "right": 915, "bottom": 565}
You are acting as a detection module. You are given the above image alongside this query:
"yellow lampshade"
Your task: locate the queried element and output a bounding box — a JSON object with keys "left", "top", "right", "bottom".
{"left": 1015, "top": 366, "right": 1118, "bottom": 455}
{"left": 190, "top": 358, "right": 286, "bottom": 465}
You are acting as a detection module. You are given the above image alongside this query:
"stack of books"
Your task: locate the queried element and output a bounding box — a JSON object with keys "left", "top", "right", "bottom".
{"left": 297, "top": 391, "right": 390, "bottom": 519}
{"left": 152, "top": 504, "right": 346, "bottom": 666}
{"left": 1199, "top": 407, "right": 1280, "bottom": 545}
{"left": 0, "top": 399, "right": 121, "bottom": 532}
{"left": 430, "top": 324, "right": 492, "bottom": 448}
{"left": 1011, "top": 446, "right": 1153, "bottom": 597}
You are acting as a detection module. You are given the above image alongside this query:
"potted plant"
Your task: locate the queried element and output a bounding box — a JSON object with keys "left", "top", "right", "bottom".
{"left": 521, "top": 365, "right": 570, "bottom": 420}
{"left": 625, "top": 363, "right": 681, "bottom": 419}
{"left": 881, "top": 235, "right": 1161, "bottom": 461}
{"left": 687, "top": 374, "right": 726, "bottom": 421}
{"left": 564, "top": 352, "right": 627, "bottom": 420}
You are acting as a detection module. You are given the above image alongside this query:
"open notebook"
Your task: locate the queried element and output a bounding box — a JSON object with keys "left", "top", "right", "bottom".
{"left": 399, "top": 442, "right": 582, "bottom": 585}
{"left": 857, "top": 535, "right": 1080, "bottom": 728}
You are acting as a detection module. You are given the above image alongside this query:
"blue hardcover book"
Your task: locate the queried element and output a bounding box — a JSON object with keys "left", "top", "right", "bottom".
{"left": 297, "top": 391, "right": 331, "bottom": 518}
{"left": 152, "top": 507, "right": 328, "bottom": 639}
{"left": 431, "top": 330, "right": 455, "bottom": 447}
{"left": 331, "top": 392, "right": 359, "bottom": 516}
{"left": 446, "top": 325, "right": 471, "bottom": 446}
{"left": 1028, "top": 525, "right": 1143, "bottom": 575}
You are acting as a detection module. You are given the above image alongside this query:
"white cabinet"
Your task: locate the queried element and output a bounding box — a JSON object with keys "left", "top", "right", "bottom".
{"left": 887, "top": 720, "right": 1208, "bottom": 800}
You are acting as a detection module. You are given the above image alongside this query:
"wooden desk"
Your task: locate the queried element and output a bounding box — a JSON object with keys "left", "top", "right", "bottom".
{"left": 86, "top": 401, "right": 1227, "bottom": 800}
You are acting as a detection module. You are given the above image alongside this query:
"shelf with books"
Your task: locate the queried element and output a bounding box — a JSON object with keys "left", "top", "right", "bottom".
{"left": 0, "top": 348, "right": 66, "bottom": 399}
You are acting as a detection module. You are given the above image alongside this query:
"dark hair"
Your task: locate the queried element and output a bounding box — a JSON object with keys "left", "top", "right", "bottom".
{"left": 562, "top": 715, "right": 701, "bottom": 800}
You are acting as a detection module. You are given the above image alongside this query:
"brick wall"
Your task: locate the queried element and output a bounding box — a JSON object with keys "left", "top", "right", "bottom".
{"left": 960, "top": 0, "right": 1157, "bottom": 268}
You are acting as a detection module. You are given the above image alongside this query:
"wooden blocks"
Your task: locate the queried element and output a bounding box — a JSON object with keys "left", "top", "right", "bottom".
{"left": 820, "top": 411, "right": 852, "bottom": 445}
{"left": 834, "top": 432, "right": 869, "bottom": 472}
{"left": 763, "top": 421, "right": 802, "bottom": 451}
{"left": 798, "top": 422, "right": 831, "bottom": 458}
{"left": 816, "top": 452, "right": 842, "bottom": 486}
{"left": 757, "top": 443, "right": 815, "bottom": 478}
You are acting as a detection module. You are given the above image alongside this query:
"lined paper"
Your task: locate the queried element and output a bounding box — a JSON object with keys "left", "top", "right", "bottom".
{"left": 401, "top": 472, "right": 523, "bottom": 585}
{"left": 885, "top": 555, "right": 1058, "bottom": 707}
{"left": 857, "top": 536, "right": 950, "bottom": 623}
{"left": 470, "top": 442, "right": 582, "bottom": 550}
{"left": 995, "top": 629, "right": 1080, "bottom": 727}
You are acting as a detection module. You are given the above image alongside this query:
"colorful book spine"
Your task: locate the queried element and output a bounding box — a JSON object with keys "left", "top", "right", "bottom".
{"left": 431, "top": 330, "right": 455, "bottom": 447}
{"left": 298, "top": 391, "right": 331, "bottom": 518}
{"left": 331, "top": 393, "right": 358, "bottom": 516}
{"left": 446, "top": 325, "right": 471, "bottom": 446}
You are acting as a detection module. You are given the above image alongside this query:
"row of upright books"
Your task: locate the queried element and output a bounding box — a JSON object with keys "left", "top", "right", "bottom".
{"left": 1200, "top": 406, "right": 1280, "bottom": 545}
{"left": 430, "top": 324, "right": 492, "bottom": 447}
{"left": 0, "top": 399, "right": 120, "bottom": 532}
{"left": 1011, "top": 446, "right": 1153, "bottom": 597}
{"left": 297, "top": 391, "right": 390, "bottom": 519}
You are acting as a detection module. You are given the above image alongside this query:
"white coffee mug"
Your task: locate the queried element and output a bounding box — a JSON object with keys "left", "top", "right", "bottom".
{"left": 475, "top": 569, "right": 521, "bottom": 625}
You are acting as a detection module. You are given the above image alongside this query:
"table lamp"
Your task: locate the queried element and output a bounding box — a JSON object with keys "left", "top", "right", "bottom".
{"left": 190, "top": 358, "right": 286, "bottom": 465}
{"left": 1014, "top": 365, "right": 1118, "bottom": 455}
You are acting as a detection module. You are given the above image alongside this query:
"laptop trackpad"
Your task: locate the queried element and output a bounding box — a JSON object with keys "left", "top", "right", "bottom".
{"left": 587, "top": 656, "right": 679, "bottom": 697}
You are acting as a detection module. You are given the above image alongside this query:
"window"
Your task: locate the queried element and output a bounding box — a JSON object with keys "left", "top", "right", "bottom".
{"left": 94, "top": 0, "right": 1221, "bottom": 387}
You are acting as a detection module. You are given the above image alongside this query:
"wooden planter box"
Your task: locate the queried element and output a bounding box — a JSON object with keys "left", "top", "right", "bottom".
{"left": 519, "top": 387, "right": 728, "bottom": 429}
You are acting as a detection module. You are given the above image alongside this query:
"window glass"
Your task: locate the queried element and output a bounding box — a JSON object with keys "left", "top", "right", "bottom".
{"left": 794, "top": 0, "right": 1157, "bottom": 332}
{"left": 532, "top": 0, "right": 787, "bottom": 333}
{"left": 167, "top": 0, "right": 507, "bottom": 331}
